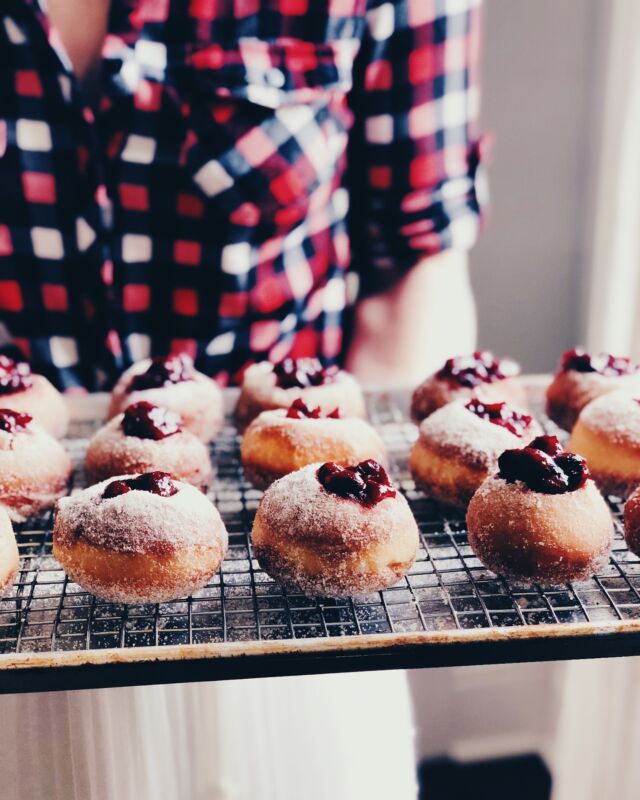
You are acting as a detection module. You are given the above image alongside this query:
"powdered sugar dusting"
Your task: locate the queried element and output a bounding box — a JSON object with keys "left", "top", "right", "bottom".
{"left": 575, "top": 391, "right": 640, "bottom": 447}
{"left": 416, "top": 400, "right": 541, "bottom": 470}
{"left": 54, "top": 476, "right": 227, "bottom": 555}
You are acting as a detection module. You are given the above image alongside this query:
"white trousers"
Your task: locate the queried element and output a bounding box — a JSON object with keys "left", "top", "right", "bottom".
{"left": 0, "top": 670, "right": 417, "bottom": 800}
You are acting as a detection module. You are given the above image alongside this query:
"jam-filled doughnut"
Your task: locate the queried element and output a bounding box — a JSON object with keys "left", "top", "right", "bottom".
{"left": 0, "top": 355, "right": 69, "bottom": 439}
{"left": 569, "top": 391, "right": 640, "bottom": 499}
{"left": 0, "top": 409, "right": 73, "bottom": 522}
{"left": 0, "top": 509, "right": 19, "bottom": 597}
{"left": 467, "top": 435, "right": 613, "bottom": 582}
{"left": 410, "top": 398, "right": 542, "bottom": 508}
{"left": 546, "top": 348, "right": 640, "bottom": 431}
{"left": 235, "top": 358, "right": 366, "bottom": 430}
{"left": 53, "top": 472, "right": 228, "bottom": 604}
{"left": 108, "top": 354, "right": 223, "bottom": 443}
{"left": 252, "top": 460, "right": 419, "bottom": 596}
{"left": 622, "top": 486, "right": 640, "bottom": 557}
{"left": 86, "top": 401, "right": 213, "bottom": 490}
{"left": 241, "top": 398, "right": 386, "bottom": 489}
{"left": 411, "top": 351, "right": 524, "bottom": 422}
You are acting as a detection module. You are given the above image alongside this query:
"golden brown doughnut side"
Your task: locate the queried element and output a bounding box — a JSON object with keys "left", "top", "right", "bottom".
{"left": 2, "top": 375, "right": 70, "bottom": 439}
{"left": 409, "top": 440, "right": 487, "bottom": 508}
{"left": 410, "top": 375, "right": 526, "bottom": 423}
{"left": 467, "top": 477, "right": 613, "bottom": 582}
{"left": 569, "top": 392, "right": 640, "bottom": 499}
{"left": 240, "top": 414, "right": 386, "bottom": 489}
{"left": 545, "top": 371, "right": 640, "bottom": 432}
{"left": 624, "top": 488, "right": 640, "bottom": 556}
{"left": 0, "top": 510, "right": 19, "bottom": 597}
{"left": 53, "top": 538, "right": 223, "bottom": 604}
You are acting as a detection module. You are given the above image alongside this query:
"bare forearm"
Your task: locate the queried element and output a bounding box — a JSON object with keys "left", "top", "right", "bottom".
{"left": 345, "top": 251, "right": 477, "bottom": 386}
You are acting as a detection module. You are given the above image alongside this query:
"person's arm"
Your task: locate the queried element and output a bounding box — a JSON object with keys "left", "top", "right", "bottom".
{"left": 47, "top": 0, "right": 110, "bottom": 93}
{"left": 345, "top": 250, "right": 476, "bottom": 384}
{"left": 345, "top": 0, "right": 485, "bottom": 385}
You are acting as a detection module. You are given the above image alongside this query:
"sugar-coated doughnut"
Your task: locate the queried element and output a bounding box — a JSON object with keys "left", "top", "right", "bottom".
{"left": 410, "top": 398, "right": 542, "bottom": 508}
{"left": 0, "top": 409, "right": 73, "bottom": 522}
{"left": 235, "top": 359, "right": 366, "bottom": 429}
{"left": 53, "top": 472, "right": 228, "bottom": 604}
{"left": 108, "top": 354, "right": 223, "bottom": 442}
{"left": 546, "top": 348, "right": 640, "bottom": 431}
{"left": 86, "top": 402, "right": 213, "bottom": 490}
{"left": 623, "top": 486, "right": 640, "bottom": 557}
{"left": 0, "top": 509, "right": 19, "bottom": 597}
{"left": 467, "top": 435, "right": 613, "bottom": 582}
{"left": 241, "top": 399, "right": 386, "bottom": 489}
{"left": 252, "top": 460, "right": 419, "bottom": 596}
{"left": 411, "top": 351, "right": 524, "bottom": 422}
{"left": 85, "top": 400, "right": 213, "bottom": 490}
{"left": 569, "top": 392, "right": 640, "bottom": 499}
{"left": 0, "top": 355, "right": 69, "bottom": 438}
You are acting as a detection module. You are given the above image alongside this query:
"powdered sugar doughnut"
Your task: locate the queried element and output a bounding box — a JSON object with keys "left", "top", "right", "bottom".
{"left": 235, "top": 359, "right": 366, "bottom": 430}
{"left": 252, "top": 461, "right": 419, "bottom": 596}
{"left": 546, "top": 348, "right": 640, "bottom": 431}
{"left": 411, "top": 351, "right": 525, "bottom": 422}
{"left": 623, "top": 487, "right": 640, "bottom": 557}
{"left": 241, "top": 400, "right": 386, "bottom": 489}
{"left": 569, "top": 392, "right": 640, "bottom": 498}
{"left": 410, "top": 399, "right": 542, "bottom": 508}
{"left": 0, "top": 409, "right": 73, "bottom": 522}
{"left": 0, "top": 509, "right": 19, "bottom": 597}
{"left": 53, "top": 473, "right": 228, "bottom": 604}
{"left": 0, "top": 354, "right": 69, "bottom": 438}
{"left": 86, "top": 403, "right": 213, "bottom": 490}
{"left": 108, "top": 355, "right": 223, "bottom": 442}
{"left": 467, "top": 436, "right": 613, "bottom": 582}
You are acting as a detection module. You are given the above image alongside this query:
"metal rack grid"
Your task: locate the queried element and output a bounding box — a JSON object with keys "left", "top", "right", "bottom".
{"left": 2, "top": 389, "right": 640, "bottom": 693}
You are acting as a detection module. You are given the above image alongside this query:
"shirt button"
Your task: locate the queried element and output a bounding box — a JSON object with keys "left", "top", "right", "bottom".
{"left": 265, "top": 68, "right": 285, "bottom": 88}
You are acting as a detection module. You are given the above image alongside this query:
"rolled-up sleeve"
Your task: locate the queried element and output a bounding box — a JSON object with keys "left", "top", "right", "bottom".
{"left": 348, "top": 0, "right": 486, "bottom": 295}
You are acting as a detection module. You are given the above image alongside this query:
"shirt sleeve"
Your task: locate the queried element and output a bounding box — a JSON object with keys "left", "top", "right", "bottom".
{"left": 347, "top": 0, "right": 487, "bottom": 296}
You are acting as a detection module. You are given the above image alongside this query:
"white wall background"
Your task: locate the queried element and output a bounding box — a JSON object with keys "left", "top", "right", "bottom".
{"left": 470, "top": 0, "right": 602, "bottom": 373}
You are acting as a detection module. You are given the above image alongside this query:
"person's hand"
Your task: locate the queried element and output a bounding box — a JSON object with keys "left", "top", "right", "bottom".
{"left": 345, "top": 250, "right": 477, "bottom": 387}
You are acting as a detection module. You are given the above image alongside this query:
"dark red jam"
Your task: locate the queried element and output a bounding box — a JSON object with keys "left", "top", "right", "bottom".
{"left": 128, "top": 354, "right": 194, "bottom": 392}
{"left": 560, "top": 348, "right": 637, "bottom": 376}
{"left": 103, "top": 471, "right": 178, "bottom": 499}
{"left": 0, "top": 355, "right": 33, "bottom": 395}
{"left": 122, "top": 401, "right": 181, "bottom": 440}
{"left": 273, "top": 358, "right": 338, "bottom": 390}
{"left": 0, "top": 409, "right": 32, "bottom": 434}
{"left": 437, "top": 351, "right": 520, "bottom": 388}
{"left": 286, "top": 398, "right": 340, "bottom": 419}
{"left": 317, "top": 459, "right": 396, "bottom": 506}
{"left": 465, "top": 398, "right": 532, "bottom": 437}
{"left": 498, "top": 435, "right": 589, "bottom": 494}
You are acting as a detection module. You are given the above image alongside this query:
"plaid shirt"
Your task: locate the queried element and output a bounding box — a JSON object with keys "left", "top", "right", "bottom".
{"left": 0, "top": 0, "right": 484, "bottom": 389}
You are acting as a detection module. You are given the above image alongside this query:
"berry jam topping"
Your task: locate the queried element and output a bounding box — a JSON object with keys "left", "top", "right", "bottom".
{"left": 317, "top": 459, "right": 396, "bottom": 506}
{"left": 437, "top": 351, "right": 520, "bottom": 388}
{"left": 465, "top": 398, "right": 533, "bottom": 437}
{"left": 0, "top": 355, "right": 33, "bottom": 395}
{"left": 128, "top": 354, "right": 194, "bottom": 392}
{"left": 498, "top": 434, "right": 589, "bottom": 494}
{"left": 286, "top": 398, "right": 340, "bottom": 419}
{"left": 122, "top": 401, "right": 182, "bottom": 440}
{"left": 103, "top": 471, "right": 178, "bottom": 499}
{"left": 560, "top": 348, "right": 638, "bottom": 376}
{"left": 0, "top": 409, "right": 32, "bottom": 434}
{"left": 273, "top": 358, "right": 338, "bottom": 390}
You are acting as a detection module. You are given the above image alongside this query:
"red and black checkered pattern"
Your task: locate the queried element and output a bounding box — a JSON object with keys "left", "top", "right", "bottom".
{"left": 0, "top": 0, "right": 484, "bottom": 389}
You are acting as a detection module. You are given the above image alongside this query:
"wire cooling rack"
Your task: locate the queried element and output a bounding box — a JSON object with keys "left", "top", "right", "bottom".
{"left": 3, "top": 387, "right": 640, "bottom": 694}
